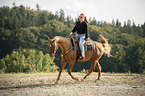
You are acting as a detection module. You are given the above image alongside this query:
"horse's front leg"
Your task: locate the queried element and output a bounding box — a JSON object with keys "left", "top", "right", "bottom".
{"left": 68, "top": 61, "right": 79, "bottom": 81}
{"left": 56, "top": 57, "right": 67, "bottom": 82}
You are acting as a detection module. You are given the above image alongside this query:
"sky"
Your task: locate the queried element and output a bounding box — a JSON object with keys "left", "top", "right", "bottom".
{"left": 0, "top": 0, "right": 145, "bottom": 26}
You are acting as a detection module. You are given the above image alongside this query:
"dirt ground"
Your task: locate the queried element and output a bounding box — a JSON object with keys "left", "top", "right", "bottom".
{"left": 0, "top": 72, "right": 145, "bottom": 96}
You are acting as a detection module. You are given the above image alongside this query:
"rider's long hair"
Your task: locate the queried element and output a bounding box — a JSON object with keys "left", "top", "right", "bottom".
{"left": 80, "top": 13, "right": 90, "bottom": 24}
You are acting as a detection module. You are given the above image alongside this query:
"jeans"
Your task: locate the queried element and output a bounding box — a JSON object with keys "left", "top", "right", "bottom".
{"left": 76, "top": 34, "right": 85, "bottom": 57}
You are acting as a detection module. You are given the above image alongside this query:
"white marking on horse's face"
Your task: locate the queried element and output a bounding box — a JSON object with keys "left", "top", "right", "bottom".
{"left": 55, "top": 42, "right": 57, "bottom": 46}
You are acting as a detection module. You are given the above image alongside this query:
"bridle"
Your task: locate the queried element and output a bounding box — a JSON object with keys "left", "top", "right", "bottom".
{"left": 49, "top": 36, "right": 78, "bottom": 60}
{"left": 49, "top": 42, "right": 57, "bottom": 57}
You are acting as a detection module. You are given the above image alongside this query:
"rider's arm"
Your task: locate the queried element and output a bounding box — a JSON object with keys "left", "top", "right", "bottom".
{"left": 72, "top": 25, "right": 77, "bottom": 33}
{"left": 84, "top": 22, "right": 89, "bottom": 39}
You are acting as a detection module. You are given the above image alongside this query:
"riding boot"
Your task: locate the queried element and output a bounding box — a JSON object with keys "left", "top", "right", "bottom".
{"left": 80, "top": 53, "right": 85, "bottom": 59}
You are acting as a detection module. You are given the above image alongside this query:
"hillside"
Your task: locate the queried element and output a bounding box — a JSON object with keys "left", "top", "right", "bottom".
{"left": 0, "top": 5, "right": 145, "bottom": 73}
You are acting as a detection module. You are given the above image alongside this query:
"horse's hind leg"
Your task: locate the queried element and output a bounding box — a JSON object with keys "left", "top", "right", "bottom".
{"left": 96, "top": 61, "right": 101, "bottom": 80}
{"left": 83, "top": 60, "right": 97, "bottom": 80}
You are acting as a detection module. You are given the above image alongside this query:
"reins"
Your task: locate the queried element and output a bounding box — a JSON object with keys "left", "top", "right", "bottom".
{"left": 61, "top": 43, "right": 77, "bottom": 57}
{"left": 53, "top": 40, "right": 77, "bottom": 61}
{"left": 62, "top": 35, "right": 79, "bottom": 57}
{"left": 51, "top": 35, "right": 77, "bottom": 60}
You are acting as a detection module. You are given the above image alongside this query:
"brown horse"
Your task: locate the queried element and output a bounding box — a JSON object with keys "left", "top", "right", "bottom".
{"left": 48, "top": 35, "right": 111, "bottom": 82}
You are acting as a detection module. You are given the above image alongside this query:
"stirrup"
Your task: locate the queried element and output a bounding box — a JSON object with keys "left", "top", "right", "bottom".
{"left": 79, "top": 56, "right": 85, "bottom": 59}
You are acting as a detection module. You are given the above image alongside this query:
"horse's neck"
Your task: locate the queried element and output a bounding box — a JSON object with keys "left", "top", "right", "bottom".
{"left": 55, "top": 36, "right": 70, "bottom": 54}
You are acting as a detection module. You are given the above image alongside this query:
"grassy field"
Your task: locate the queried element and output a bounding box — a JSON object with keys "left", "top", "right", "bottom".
{"left": 0, "top": 72, "right": 145, "bottom": 96}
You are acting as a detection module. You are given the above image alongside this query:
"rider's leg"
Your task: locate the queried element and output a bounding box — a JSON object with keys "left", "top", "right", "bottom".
{"left": 79, "top": 35, "right": 85, "bottom": 58}
{"left": 76, "top": 34, "right": 85, "bottom": 58}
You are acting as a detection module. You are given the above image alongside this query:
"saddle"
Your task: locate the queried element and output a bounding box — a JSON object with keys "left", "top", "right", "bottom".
{"left": 70, "top": 36, "right": 96, "bottom": 60}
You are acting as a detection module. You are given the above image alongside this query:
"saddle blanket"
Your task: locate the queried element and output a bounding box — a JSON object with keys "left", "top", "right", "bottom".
{"left": 71, "top": 37, "right": 96, "bottom": 51}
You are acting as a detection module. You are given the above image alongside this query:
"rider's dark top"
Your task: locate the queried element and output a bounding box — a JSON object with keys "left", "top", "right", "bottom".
{"left": 72, "top": 21, "right": 89, "bottom": 38}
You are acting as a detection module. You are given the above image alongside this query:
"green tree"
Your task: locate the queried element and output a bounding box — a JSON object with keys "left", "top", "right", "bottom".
{"left": 66, "top": 15, "right": 73, "bottom": 27}
{"left": 0, "top": 58, "right": 5, "bottom": 73}
{"left": 43, "top": 54, "right": 58, "bottom": 72}
{"left": 35, "top": 51, "right": 44, "bottom": 71}
{"left": 90, "top": 17, "right": 97, "bottom": 25}
{"left": 59, "top": 9, "right": 65, "bottom": 22}
{"left": 112, "top": 19, "right": 115, "bottom": 26}
{"left": 38, "top": 10, "right": 48, "bottom": 25}
{"left": 36, "top": 4, "right": 40, "bottom": 11}
{"left": 123, "top": 40, "right": 145, "bottom": 73}
{"left": 116, "top": 19, "right": 121, "bottom": 27}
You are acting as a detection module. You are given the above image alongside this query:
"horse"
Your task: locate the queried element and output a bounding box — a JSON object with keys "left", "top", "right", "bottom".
{"left": 48, "top": 34, "right": 111, "bottom": 82}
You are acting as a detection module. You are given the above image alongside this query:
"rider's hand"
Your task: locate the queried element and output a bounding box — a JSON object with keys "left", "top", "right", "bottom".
{"left": 70, "top": 32, "right": 73, "bottom": 35}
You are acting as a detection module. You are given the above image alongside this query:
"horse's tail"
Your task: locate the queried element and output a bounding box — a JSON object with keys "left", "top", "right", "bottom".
{"left": 98, "top": 34, "right": 112, "bottom": 57}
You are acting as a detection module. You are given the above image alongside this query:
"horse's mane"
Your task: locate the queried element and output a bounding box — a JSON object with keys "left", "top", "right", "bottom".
{"left": 53, "top": 36, "right": 70, "bottom": 43}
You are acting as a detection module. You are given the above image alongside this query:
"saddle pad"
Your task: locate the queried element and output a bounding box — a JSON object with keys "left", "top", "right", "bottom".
{"left": 84, "top": 43, "right": 96, "bottom": 51}
{"left": 70, "top": 37, "right": 77, "bottom": 50}
{"left": 71, "top": 38, "right": 96, "bottom": 51}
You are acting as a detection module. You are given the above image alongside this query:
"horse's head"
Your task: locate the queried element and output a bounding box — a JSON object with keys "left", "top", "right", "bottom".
{"left": 48, "top": 37, "right": 58, "bottom": 58}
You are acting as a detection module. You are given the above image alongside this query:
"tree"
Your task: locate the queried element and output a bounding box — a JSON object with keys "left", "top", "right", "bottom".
{"left": 116, "top": 19, "right": 121, "bottom": 27}
{"left": 66, "top": 15, "right": 73, "bottom": 27}
{"left": 35, "top": 51, "right": 44, "bottom": 71}
{"left": 38, "top": 10, "right": 48, "bottom": 25}
{"left": 127, "top": 19, "right": 131, "bottom": 27}
{"left": 112, "top": 19, "right": 115, "bottom": 26}
{"left": 141, "top": 23, "right": 145, "bottom": 37}
{"left": 55, "top": 11, "right": 59, "bottom": 21}
{"left": 13, "top": 2, "right": 15, "bottom": 6}
{"left": 0, "top": 58, "right": 5, "bottom": 72}
{"left": 36, "top": 4, "right": 40, "bottom": 11}
{"left": 123, "top": 40, "right": 145, "bottom": 73}
{"left": 42, "top": 54, "right": 58, "bottom": 72}
{"left": 90, "top": 17, "right": 97, "bottom": 25}
{"left": 0, "top": 49, "right": 58, "bottom": 72}
{"left": 59, "top": 9, "right": 65, "bottom": 22}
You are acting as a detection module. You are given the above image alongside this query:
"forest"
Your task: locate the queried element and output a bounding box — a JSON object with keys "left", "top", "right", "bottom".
{"left": 0, "top": 4, "right": 145, "bottom": 73}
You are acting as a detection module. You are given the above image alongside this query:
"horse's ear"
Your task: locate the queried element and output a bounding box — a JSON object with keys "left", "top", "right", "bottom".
{"left": 48, "top": 37, "right": 55, "bottom": 43}
{"left": 52, "top": 39, "right": 56, "bottom": 43}
{"left": 48, "top": 37, "right": 51, "bottom": 41}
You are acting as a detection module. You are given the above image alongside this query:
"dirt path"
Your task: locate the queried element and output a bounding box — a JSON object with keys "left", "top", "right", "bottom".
{"left": 0, "top": 72, "right": 145, "bottom": 96}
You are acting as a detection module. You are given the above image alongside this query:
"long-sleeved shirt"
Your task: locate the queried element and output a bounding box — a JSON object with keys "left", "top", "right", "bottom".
{"left": 72, "top": 21, "right": 89, "bottom": 38}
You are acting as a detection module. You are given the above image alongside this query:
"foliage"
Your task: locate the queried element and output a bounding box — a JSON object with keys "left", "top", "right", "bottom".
{"left": 123, "top": 40, "right": 145, "bottom": 73}
{"left": 0, "top": 49, "right": 58, "bottom": 73}
{"left": 0, "top": 4, "right": 145, "bottom": 73}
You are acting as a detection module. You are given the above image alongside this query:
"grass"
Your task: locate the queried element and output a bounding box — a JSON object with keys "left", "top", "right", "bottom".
{"left": 0, "top": 72, "right": 145, "bottom": 96}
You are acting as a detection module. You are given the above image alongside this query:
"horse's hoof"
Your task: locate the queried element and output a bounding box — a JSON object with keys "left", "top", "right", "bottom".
{"left": 94, "top": 78, "right": 101, "bottom": 82}
{"left": 75, "top": 77, "right": 79, "bottom": 81}
{"left": 94, "top": 80, "right": 97, "bottom": 82}
{"left": 55, "top": 81, "right": 59, "bottom": 84}
{"left": 81, "top": 79, "right": 85, "bottom": 82}
{"left": 97, "top": 78, "right": 101, "bottom": 80}
{"left": 94, "top": 80, "right": 99, "bottom": 82}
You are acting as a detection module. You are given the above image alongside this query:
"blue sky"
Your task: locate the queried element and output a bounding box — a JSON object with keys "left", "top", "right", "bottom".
{"left": 0, "top": 0, "right": 145, "bottom": 26}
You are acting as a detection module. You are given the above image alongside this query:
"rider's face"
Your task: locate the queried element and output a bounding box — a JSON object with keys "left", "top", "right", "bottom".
{"left": 79, "top": 15, "right": 84, "bottom": 21}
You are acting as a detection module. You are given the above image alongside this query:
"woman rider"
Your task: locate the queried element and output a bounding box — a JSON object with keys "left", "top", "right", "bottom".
{"left": 70, "top": 13, "right": 90, "bottom": 59}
